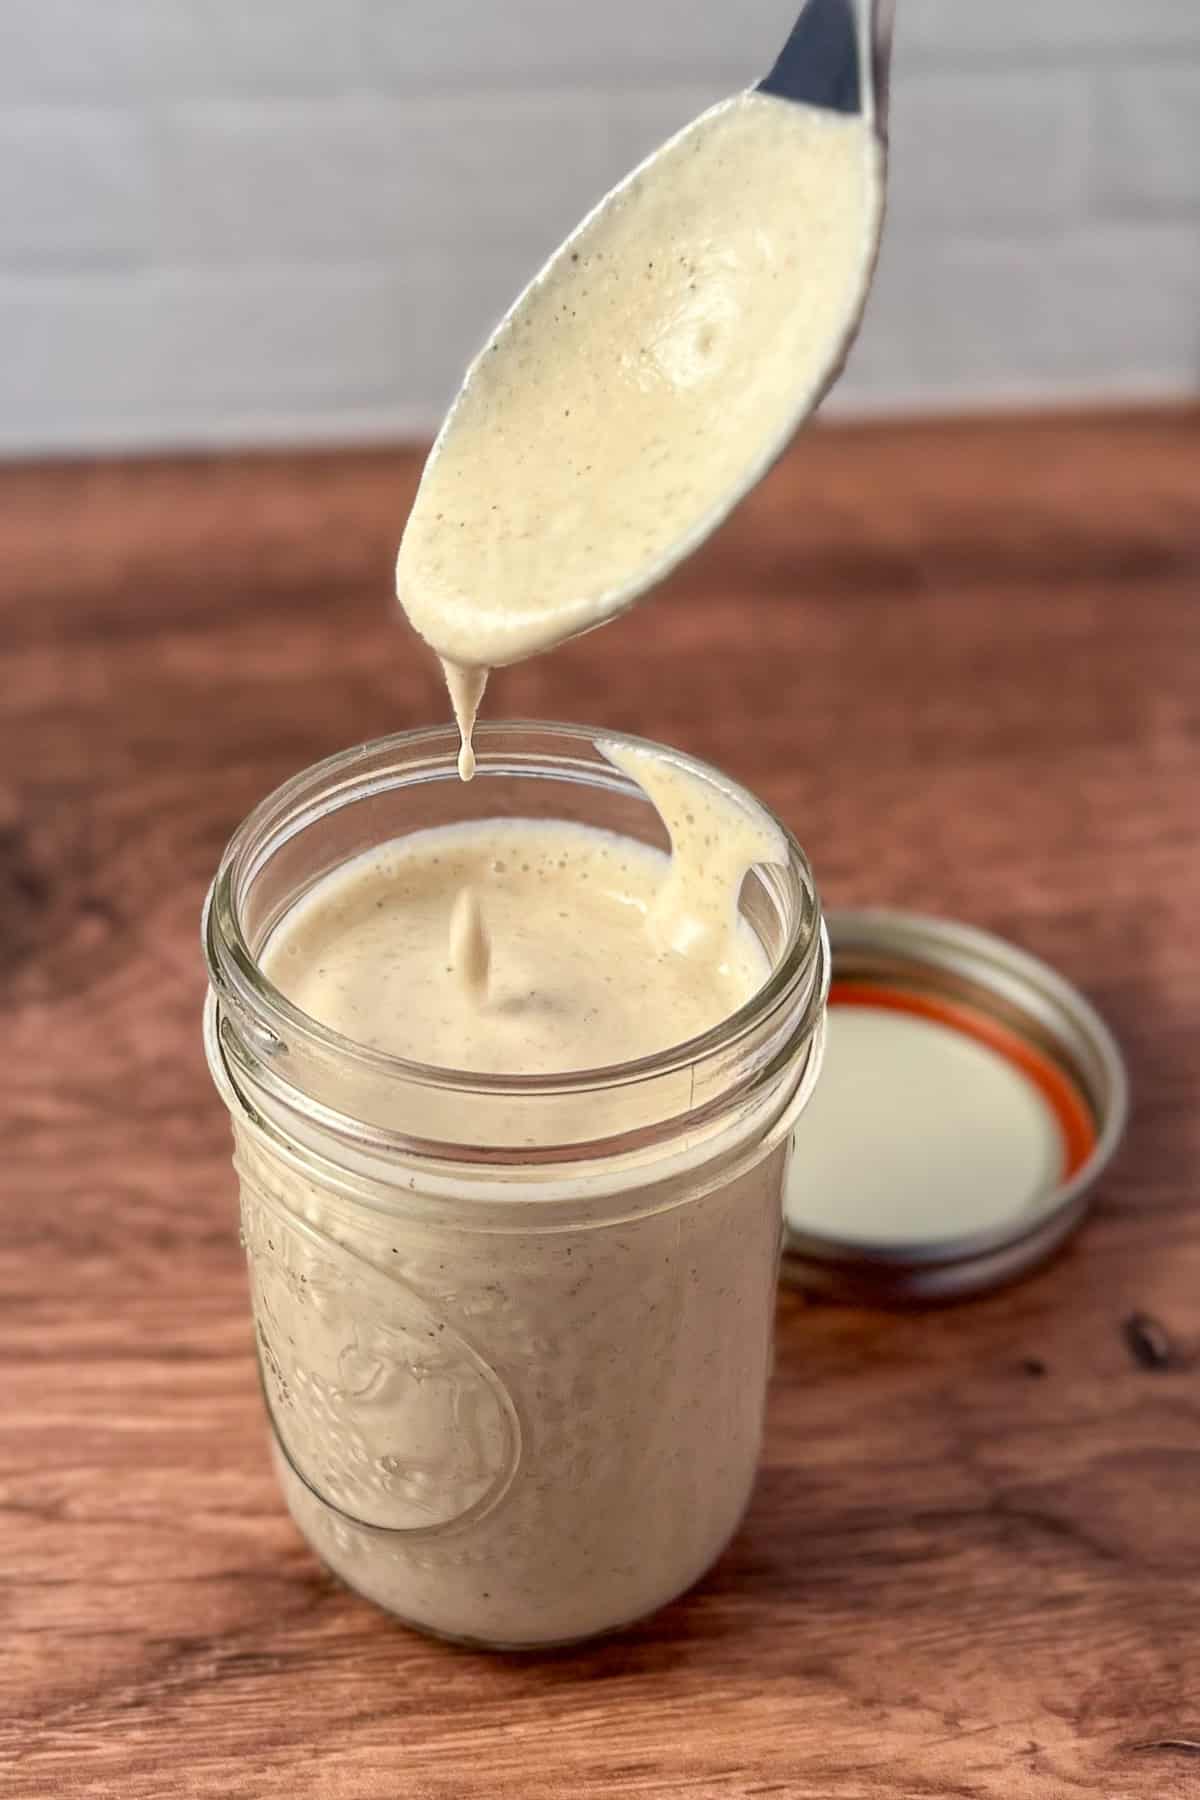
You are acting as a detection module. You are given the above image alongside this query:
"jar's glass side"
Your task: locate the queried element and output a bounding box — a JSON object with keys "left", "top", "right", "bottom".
{"left": 203, "top": 725, "right": 826, "bottom": 1648}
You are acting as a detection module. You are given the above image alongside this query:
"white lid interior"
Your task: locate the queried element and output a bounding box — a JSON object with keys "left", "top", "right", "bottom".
{"left": 785, "top": 1002, "right": 1069, "bottom": 1250}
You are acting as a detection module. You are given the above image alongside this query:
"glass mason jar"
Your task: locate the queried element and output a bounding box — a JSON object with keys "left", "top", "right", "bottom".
{"left": 203, "top": 724, "right": 828, "bottom": 1649}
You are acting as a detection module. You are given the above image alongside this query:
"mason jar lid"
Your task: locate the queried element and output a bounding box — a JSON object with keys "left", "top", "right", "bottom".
{"left": 781, "top": 909, "right": 1128, "bottom": 1303}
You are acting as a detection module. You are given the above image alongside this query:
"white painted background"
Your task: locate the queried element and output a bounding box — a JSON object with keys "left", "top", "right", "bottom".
{"left": 2, "top": 0, "right": 1198, "bottom": 454}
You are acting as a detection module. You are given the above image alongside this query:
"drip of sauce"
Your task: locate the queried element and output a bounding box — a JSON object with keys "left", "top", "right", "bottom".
{"left": 442, "top": 659, "right": 488, "bottom": 782}
{"left": 600, "top": 741, "right": 786, "bottom": 963}
{"left": 393, "top": 89, "right": 876, "bottom": 992}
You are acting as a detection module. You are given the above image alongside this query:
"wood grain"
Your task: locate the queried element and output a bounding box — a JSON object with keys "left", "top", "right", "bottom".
{"left": 2, "top": 408, "right": 1199, "bottom": 1800}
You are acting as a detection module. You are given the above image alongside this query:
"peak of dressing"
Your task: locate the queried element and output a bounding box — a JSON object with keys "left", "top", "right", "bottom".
{"left": 443, "top": 661, "right": 489, "bottom": 782}
{"left": 396, "top": 89, "right": 882, "bottom": 776}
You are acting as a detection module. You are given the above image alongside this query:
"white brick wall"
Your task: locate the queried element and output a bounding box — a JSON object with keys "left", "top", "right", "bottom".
{"left": 0, "top": 0, "right": 365, "bottom": 100}
{"left": 153, "top": 90, "right": 724, "bottom": 263}
{"left": 1093, "top": 69, "right": 1200, "bottom": 215}
{"left": 0, "top": 110, "right": 150, "bottom": 267}
{"left": 0, "top": 0, "right": 1196, "bottom": 454}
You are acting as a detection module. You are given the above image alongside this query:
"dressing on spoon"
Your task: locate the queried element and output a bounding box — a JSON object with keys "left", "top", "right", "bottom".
{"left": 397, "top": 89, "right": 884, "bottom": 775}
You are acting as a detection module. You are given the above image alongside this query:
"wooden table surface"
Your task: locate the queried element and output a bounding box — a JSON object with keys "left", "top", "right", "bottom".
{"left": 4, "top": 409, "right": 1199, "bottom": 1800}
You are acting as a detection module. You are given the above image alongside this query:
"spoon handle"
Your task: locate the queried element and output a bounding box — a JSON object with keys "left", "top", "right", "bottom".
{"left": 758, "top": 0, "right": 892, "bottom": 137}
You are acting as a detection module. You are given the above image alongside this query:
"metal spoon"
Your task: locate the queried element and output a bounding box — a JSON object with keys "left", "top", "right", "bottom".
{"left": 761, "top": 0, "right": 892, "bottom": 140}
{"left": 752, "top": 0, "right": 892, "bottom": 419}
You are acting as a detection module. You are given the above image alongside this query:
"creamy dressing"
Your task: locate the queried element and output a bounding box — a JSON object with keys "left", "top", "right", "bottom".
{"left": 264, "top": 821, "right": 765, "bottom": 1072}
{"left": 264, "top": 748, "right": 785, "bottom": 1077}
{"left": 602, "top": 740, "right": 786, "bottom": 962}
{"left": 397, "top": 91, "right": 881, "bottom": 773}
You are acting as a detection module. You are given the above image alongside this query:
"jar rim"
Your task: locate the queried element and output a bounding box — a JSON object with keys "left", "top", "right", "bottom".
{"left": 204, "top": 721, "right": 824, "bottom": 1106}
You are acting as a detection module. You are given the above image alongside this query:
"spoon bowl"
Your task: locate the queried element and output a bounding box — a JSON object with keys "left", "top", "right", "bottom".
{"left": 397, "top": 0, "right": 893, "bottom": 672}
